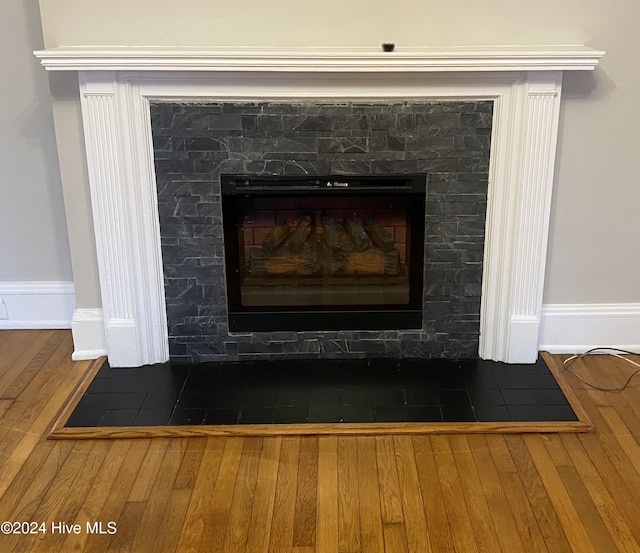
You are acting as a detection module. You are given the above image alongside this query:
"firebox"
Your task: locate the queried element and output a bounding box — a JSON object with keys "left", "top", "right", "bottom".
{"left": 221, "top": 174, "right": 426, "bottom": 332}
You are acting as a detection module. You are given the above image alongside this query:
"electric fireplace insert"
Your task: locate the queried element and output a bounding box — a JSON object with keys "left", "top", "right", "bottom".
{"left": 221, "top": 174, "right": 426, "bottom": 332}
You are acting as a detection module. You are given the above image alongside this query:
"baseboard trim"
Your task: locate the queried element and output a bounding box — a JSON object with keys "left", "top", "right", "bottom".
{"left": 539, "top": 303, "right": 640, "bottom": 354}
{"left": 0, "top": 281, "right": 75, "bottom": 329}
{"left": 0, "top": 282, "right": 108, "bottom": 360}
{"left": 71, "top": 308, "right": 107, "bottom": 360}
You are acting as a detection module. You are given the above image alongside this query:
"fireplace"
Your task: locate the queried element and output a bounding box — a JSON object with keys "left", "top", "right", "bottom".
{"left": 34, "top": 46, "right": 604, "bottom": 365}
{"left": 221, "top": 174, "right": 426, "bottom": 332}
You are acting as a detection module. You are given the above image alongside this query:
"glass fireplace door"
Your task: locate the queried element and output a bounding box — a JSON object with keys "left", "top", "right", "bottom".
{"left": 222, "top": 175, "right": 425, "bottom": 332}
{"left": 238, "top": 194, "right": 411, "bottom": 307}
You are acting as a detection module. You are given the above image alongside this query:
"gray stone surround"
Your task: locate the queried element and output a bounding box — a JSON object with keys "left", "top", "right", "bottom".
{"left": 151, "top": 101, "right": 492, "bottom": 362}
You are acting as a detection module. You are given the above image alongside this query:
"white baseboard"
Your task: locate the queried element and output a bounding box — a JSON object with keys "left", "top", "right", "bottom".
{"left": 0, "top": 281, "right": 75, "bottom": 329}
{"left": 71, "top": 308, "right": 107, "bottom": 360}
{"left": 0, "top": 282, "right": 107, "bottom": 360}
{"left": 539, "top": 303, "right": 640, "bottom": 354}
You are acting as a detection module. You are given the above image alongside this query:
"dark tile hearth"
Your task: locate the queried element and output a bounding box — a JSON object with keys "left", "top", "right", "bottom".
{"left": 65, "top": 357, "right": 578, "bottom": 427}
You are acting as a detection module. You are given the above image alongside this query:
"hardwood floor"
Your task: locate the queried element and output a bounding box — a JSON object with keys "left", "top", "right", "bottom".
{"left": 0, "top": 329, "right": 638, "bottom": 552}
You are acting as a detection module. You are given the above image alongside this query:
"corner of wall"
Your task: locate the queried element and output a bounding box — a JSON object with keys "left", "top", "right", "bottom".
{"left": 70, "top": 308, "right": 107, "bottom": 360}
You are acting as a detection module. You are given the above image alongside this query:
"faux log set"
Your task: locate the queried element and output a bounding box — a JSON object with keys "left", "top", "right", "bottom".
{"left": 248, "top": 216, "right": 402, "bottom": 276}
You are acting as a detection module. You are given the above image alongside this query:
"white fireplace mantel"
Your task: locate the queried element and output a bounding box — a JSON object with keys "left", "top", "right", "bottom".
{"left": 35, "top": 46, "right": 604, "bottom": 366}
{"left": 35, "top": 45, "right": 603, "bottom": 72}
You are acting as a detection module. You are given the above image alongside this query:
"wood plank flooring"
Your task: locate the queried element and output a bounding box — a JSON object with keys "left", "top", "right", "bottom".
{"left": 0, "top": 329, "right": 638, "bottom": 552}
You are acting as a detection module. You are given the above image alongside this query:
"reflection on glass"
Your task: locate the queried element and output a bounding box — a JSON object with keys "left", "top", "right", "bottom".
{"left": 236, "top": 195, "right": 411, "bottom": 307}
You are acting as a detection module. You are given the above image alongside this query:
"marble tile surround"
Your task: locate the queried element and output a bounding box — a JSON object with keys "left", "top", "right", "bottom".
{"left": 151, "top": 101, "right": 492, "bottom": 363}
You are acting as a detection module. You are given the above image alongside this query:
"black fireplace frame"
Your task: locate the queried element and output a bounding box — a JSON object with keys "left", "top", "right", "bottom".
{"left": 221, "top": 174, "right": 427, "bottom": 332}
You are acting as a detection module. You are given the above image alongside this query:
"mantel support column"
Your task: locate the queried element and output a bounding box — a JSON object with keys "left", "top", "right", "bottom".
{"left": 507, "top": 71, "right": 563, "bottom": 362}
{"left": 78, "top": 71, "right": 155, "bottom": 366}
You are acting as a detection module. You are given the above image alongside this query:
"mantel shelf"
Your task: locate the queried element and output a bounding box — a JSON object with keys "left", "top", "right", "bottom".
{"left": 34, "top": 45, "right": 604, "bottom": 72}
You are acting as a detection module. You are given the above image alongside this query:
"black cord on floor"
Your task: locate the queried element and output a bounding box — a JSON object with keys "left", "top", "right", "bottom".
{"left": 562, "top": 347, "right": 640, "bottom": 392}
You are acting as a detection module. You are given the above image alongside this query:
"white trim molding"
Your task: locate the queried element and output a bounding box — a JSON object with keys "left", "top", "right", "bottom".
{"left": 71, "top": 308, "right": 108, "bottom": 360}
{"left": 33, "top": 46, "right": 604, "bottom": 366}
{"left": 0, "top": 281, "right": 75, "bottom": 329}
{"left": 34, "top": 46, "right": 604, "bottom": 72}
{"left": 540, "top": 303, "right": 640, "bottom": 354}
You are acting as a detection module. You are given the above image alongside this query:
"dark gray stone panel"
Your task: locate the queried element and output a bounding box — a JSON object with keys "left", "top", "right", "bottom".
{"left": 151, "top": 100, "right": 492, "bottom": 361}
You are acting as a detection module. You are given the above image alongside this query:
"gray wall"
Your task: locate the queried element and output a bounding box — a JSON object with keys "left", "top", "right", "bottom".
{"left": 0, "top": 1, "right": 72, "bottom": 283}
{"left": 16, "top": 1, "right": 640, "bottom": 310}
